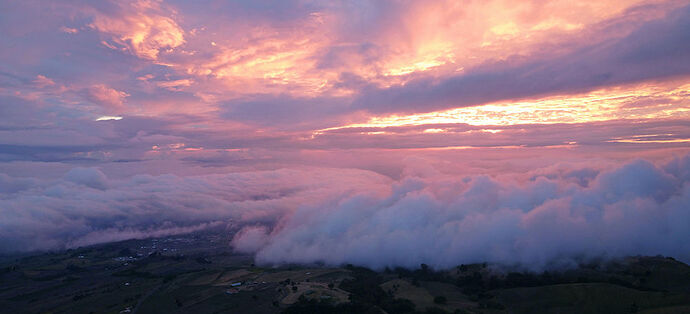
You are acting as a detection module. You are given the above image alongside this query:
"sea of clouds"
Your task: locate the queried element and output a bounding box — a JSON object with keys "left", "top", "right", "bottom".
{"left": 1, "top": 155, "right": 689, "bottom": 270}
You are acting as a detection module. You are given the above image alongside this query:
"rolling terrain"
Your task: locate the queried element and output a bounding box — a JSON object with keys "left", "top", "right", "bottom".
{"left": 1, "top": 232, "right": 689, "bottom": 314}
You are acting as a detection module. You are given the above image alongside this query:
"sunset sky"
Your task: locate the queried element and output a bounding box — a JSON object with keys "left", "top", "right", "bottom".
{"left": 1, "top": 0, "right": 689, "bottom": 269}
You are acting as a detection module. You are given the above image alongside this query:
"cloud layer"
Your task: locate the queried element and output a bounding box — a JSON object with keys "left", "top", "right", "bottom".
{"left": 241, "top": 156, "right": 690, "bottom": 270}
{"left": 2, "top": 155, "right": 689, "bottom": 271}
{"left": 0, "top": 166, "right": 389, "bottom": 253}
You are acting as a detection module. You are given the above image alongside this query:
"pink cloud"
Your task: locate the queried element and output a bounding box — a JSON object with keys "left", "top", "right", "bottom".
{"left": 86, "top": 84, "right": 129, "bottom": 112}
{"left": 33, "top": 75, "right": 55, "bottom": 88}
{"left": 59, "top": 26, "right": 78, "bottom": 34}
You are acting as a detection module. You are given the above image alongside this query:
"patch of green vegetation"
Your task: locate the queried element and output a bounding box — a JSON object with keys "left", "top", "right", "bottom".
{"left": 497, "top": 283, "right": 688, "bottom": 314}
{"left": 308, "top": 265, "right": 419, "bottom": 313}
{"left": 112, "top": 269, "right": 159, "bottom": 278}
{"left": 2, "top": 233, "right": 689, "bottom": 314}
{"left": 282, "top": 298, "right": 378, "bottom": 314}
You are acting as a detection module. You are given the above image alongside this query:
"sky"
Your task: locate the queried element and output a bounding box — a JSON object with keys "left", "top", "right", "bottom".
{"left": 1, "top": 0, "right": 689, "bottom": 270}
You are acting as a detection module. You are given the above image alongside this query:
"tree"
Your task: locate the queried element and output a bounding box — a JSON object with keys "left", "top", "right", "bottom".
{"left": 434, "top": 296, "right": 447, "bottom": 305}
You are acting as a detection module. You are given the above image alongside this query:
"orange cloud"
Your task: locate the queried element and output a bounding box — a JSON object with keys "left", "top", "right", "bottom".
{"left": 177, "top": 12, "right": 339, "bottom": 97}
{"left": 319, "top": 80, "right": 690, "bottom": 133}
{"left": 89, "top": 0, "right": 185, "bottom": 60}
{"left": 139, "top": 0, "right": 672, "bottom": 100}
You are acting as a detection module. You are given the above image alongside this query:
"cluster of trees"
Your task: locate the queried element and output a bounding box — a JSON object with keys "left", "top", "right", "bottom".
{"left": 282, "top": 258, "right": 674, "bottom": 313}
{"left": 386, "top": 261, "right": 661, "bottom": 296}
{"left": 283, "top": 265, "right": 419, "bottom": 313}
{"left": 283, "top": 264, "right": 480, "bottom": 313}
